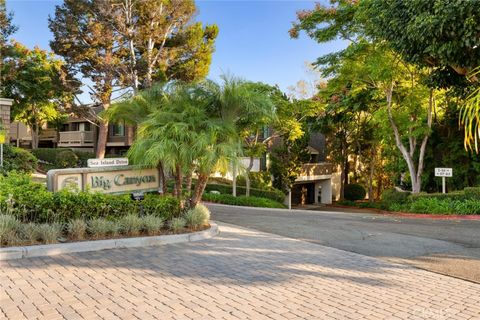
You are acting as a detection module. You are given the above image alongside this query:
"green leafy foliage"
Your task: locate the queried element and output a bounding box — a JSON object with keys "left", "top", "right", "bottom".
{"left": 0, "top": 145, "right": 38, "bottom": 174}
{"left": 381, "top": 189, "right": 410, "bottom": 207}
{"left": 0, "top": 172, "right": 180, "bottom": 223}
{"left": 343, "top": 184, "right": 366, "bottom": 201}
{"left": 236, "top": 172, "right": 272, "bottom": 190}
{"left": 32, "top": 148, "right": 97, "bottom": 169}
{"left": 184, "top": 204, "right": 210, "bottom": 230}
{"left": 202, "top": 193, "right": 285, "bottom": 209}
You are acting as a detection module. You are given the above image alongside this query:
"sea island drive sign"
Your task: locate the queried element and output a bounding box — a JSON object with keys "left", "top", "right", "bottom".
{"left": 87, "top": 158, "right": 129, "bottom": 168}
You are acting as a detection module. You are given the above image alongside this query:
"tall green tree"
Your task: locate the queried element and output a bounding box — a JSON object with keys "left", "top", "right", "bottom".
{"left": 291, "top": 3, "right": 438, "bottom": 194}
{"left": 49, "top": 0, "right": 122, "bottom": 158}
{"left": 1, "top": 42, "right": 76, "bottom": 148}
{"left": 49, "top": 0, "right": 218, "bottom": 159}
{"left": 0, "top": 0, "right": 16, "bottom": 49}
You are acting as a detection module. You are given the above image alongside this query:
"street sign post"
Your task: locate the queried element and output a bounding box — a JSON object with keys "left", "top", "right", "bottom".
{"left": 435, "top": 168, "right": 453, "bottom": 193}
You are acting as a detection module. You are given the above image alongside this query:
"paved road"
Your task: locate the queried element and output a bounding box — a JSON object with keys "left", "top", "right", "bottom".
{"left": 2, "top": 224, "right": 480, "bottom": 320}
{"left": 208, "top": 204, "right": 480, "bottom": 283}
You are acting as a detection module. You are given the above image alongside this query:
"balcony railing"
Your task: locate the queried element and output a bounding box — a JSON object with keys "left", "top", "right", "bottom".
{"left": 296, "top": 162, "right": 334, "bottom": 182}
{"left": 39, "top": 129, "right": 58, "bottom": 141}
{"left": 58, "top": 131, "right": 93, "bottom": 147}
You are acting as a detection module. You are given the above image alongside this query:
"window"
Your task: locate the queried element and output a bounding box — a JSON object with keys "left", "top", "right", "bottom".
{"left": 84, "top": 122, "right": 91, "bottom": 132}
{"left": 70, "top": 123, "right": 80, "bottom": 131}
{"left": 111, "top": 123, "right": 125, "bottom": 136}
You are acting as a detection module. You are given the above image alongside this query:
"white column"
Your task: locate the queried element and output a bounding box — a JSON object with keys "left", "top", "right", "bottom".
{"left": 319, "top": 179, "right": 332, "bottom": 204}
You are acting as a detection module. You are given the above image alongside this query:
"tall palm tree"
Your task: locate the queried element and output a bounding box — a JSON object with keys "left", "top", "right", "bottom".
{"left": 461, "top": 67, "right": 480, "bottom": 152}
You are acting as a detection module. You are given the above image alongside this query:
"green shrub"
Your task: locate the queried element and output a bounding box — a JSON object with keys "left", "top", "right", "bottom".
{"left": 88, "top": 218, "right": 114, "bottom": 239}
{"left": 0, "top": 214, "right": 20, "bottom": 244}
{"left": 143, "top": 194, "right": 181, "bottom": 220}
{"left": 0, "top": 145, "right": 38, "bottom": 174}
{"left": 169, "top": 217, "right": 186, "bottom": 233}
{"left": 202, "top": 193, "right": 285, "bottom": 208}
{"left": 19, "top": 223, "right": 38, "bottom": 244}
{"left": 464, "top": 187, "right": 480, "bottom": 199}
{"left": 389, "top": 197, "right": 480, "bottom": 215}
{"left": 55, "top": 149, "right": 78, "bottom": 168}
{"left": 119, "top": 214, "right": 143, "bottom": 236}
{"left": 204, "top": 183, "right": 285, "bottom": 202}
{"left": 67, "top": 219, "right": 87, "bottom": 240}
{"left": 185, "top": 204, "right": 210, "bottom": 229}
{"left": 408, "top": 191, "right": 465, "bottom": 202}
{"left": 381, "top": 189, "right": 411, "bottom": 209}
{"left": 32, "top": 148, "right": 94, "bottom": 169}
{"left": 0, "top": 173, "right": 180, "bottom": 223}
{"left": 142, "top": 215, "right": 164, "bottom": 235}
{"left": 36, "top": 223, "right": 63, "bottom": 244}
{"left": 74, "top": 150, "right": 95, "bottom": 167}
{"left": 344, "top": 184, "right": 366, "bottom": 201}
{"left": 236, "top": 172, "right": 272, "bottom": 189}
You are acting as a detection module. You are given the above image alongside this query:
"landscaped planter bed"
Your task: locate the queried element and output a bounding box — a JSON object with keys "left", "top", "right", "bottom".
{"left": 0, "top": 222, "right": 218, "bottom": 261}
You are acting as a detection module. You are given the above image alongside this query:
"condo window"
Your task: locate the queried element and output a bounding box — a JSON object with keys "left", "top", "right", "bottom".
{"left": 112, "top": 123, "right": 125, "bottom": 136}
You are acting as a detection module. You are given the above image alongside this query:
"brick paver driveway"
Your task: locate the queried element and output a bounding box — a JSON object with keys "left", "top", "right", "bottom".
{"left": 2, "top": 224, "right": 480, "bottom": 320}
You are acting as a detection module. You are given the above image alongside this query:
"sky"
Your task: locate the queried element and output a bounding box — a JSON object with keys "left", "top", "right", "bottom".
{"left": 5, "top": 0, "right": 346, "bottom": 103}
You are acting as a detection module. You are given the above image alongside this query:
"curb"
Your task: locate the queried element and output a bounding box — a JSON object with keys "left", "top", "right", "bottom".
{"left": 328, "top": 205, "right": 480, "bottom": 221}
{"left": 0, "top": 222, "right": 219, "bottom": 261}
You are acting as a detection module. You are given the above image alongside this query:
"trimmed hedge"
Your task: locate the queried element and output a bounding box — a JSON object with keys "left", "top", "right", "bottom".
{"left": 379, "top": 187, "right": 480, "bottom": 215}
{"left": 0, "top": 145, "right": 38, "bottom": 174}
{"left": 204, "top": 183, "right": 285, "bottom": 203}
{"left": 344, "top": 184, "right": 366, "bottom": 201}
{"left": 0, "top": 172, "right": 180, "bottom": 223}
{"left": 202, "top": 193, "right": 286, "bottom": 208}
{"left": 31, "top": 148, "right": 96, "bottom": 169}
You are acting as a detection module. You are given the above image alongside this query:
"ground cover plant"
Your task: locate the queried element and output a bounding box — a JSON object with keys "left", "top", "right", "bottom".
{"left": 0, "top": 172, "right": 211, "bottom": 247}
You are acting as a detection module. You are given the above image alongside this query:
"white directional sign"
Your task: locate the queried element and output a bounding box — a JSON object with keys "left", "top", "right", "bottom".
{"left": 435, "top": 168, "right": 453, "bottom": 177}
{"left": 87, "top": 158, "right": 129, "bottom": 168}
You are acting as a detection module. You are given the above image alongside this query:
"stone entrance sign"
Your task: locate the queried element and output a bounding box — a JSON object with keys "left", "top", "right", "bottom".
{"left": 47, "top": 166, "right": 160, "bottom": 194}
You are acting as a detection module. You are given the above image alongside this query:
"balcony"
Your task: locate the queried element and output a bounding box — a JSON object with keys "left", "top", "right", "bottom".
{"left": 58, "top": 131, "right": 94, "bottom": 147}
{"left": 296, "top": 162, "right": 334, "bottom": 182}
{"left": 39, "top": 128, "right": 58, "bottom": 142}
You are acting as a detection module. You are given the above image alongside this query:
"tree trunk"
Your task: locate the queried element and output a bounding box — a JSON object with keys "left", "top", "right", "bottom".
{"left": 31, "top": 124, "right": 39, "bottom": 149}
{"left": 191, "top": 173, "right": 209, "bottom": 208}
{"left": 174, "top": 164, "right": 183, "bottom": 200}
{"left": 96, "top": 120, "right": 108, "bottom": 159}
{"left": 185, "top": 170, "right": 193, "bottom": 196}
{"left": 368, "top": 152, "right": 375, "bottom": 203}
{"left": 245, "top": 156, "right": 255, "bottom": 197}
{"left": 157, "top": 162, "right": 167, "bottom": 195}
{"left": 232, "top": 162, "right": 237, "bottom": 197}
{"left": 385, "top": 84, "right": 433, "bottom": 194}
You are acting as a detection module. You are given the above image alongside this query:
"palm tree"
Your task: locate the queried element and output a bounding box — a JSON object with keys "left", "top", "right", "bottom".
{"left": 461, "top": 67, "right": 480, "bottom": 152}
{"left": 127, "top": 81, "right": 241, "bottom": 208}
{"left": 199, "top": 77, "right": 276, "bottom": 196}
